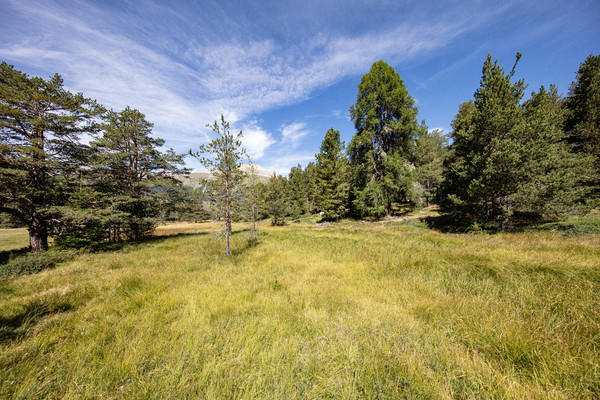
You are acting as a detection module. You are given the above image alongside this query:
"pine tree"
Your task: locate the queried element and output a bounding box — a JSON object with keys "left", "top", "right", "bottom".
{"left": 0, "top": 62, "right": 102, "bottom": 251}
{"left": 348, "top": 60, "right": 419, "bottom": 217}
{"left": 265, "top": 173, "right": 289, "bottom": 226}
{"left": 564, "top": 54, "right": 600, "bottom": 201}
{"left": 87, "top": 107, "right": 185, "bottom": 241}
{"left": 440, "top": 54, "right": 591, "bottom": 226}
{"left": 316, "top": 128, "right": 349, "bottom": 220}
{"left": 288, "top": 164, "right": 307, "bottom": 219}
{"left": 190, "top": 115, "right": 246, "bottom": 256}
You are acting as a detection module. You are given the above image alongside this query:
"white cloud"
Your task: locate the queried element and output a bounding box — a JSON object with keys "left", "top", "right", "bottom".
{"left": 262, "top": 153, "right": 317, "bottom": 176}
{"left": 239, "top": 122, "right": 276, "bottom": 160}
{"left": 280, "top": 122, "right": 310, "bottom": 147}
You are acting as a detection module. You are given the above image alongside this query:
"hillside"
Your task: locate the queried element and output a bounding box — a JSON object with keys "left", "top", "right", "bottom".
{"left": 177, "top": 164, "right": 273, "bottom": 188}
{"left": 1, "top": 216, "right": 599, "bottom": 398}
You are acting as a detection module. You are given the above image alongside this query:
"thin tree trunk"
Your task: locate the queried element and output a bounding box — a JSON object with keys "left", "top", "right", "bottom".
{"left": 225, "top": 182, "right": 231, "bottom": 256}
{"left": 250, "top": 202, "right": 256, "bottom": 239}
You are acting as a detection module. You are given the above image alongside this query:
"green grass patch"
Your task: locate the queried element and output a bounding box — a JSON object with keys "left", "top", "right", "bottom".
{"left": 0, "top": 221, "right": 598, "bottom": 398}
{"left": 0, "top": 228, "right": 29, "bottom": 253}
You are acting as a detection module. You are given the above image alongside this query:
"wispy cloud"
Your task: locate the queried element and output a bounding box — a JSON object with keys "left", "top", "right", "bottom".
{"left": 280, "top": 122, "right": 311, "bottom": 147}
{"left": 0, "top": 0, "right": 506, "bottom": 170}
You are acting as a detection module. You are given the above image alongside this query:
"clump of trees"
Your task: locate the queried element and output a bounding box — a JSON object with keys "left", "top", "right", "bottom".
{"left": 256, "top": 53, "right": 598, "bottom": 229}
{"left": 1, "top": 62, "right": 188, "bottom": 252}
{"left": 439, "top": 54, "right": 595, "bottom": 227}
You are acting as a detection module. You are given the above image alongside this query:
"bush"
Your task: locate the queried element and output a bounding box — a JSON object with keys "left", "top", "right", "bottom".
{"left": 0, "top": 250, "right": 76, "bottom": 278}
{"left": 54, "top": 219, "right": 105, "bottom": 250}
{"left": 536, "top": 213, "right": 600, "bottom": 236}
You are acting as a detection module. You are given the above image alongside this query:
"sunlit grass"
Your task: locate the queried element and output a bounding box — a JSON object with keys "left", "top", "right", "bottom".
{"left": 1, "top": 220, "right": 598, "bottom": 398}
{"left": 0, "top": 228, "right": 29, "bottom": 252}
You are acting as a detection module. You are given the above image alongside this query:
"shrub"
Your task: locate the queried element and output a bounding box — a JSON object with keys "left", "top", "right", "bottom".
{"left": 0, "top": 250, "right": 76, "bottom": 278}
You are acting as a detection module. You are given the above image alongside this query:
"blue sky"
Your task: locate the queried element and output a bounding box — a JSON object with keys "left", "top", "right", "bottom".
{"left": 1, "top": 0, "right": 599, "bottom": 174}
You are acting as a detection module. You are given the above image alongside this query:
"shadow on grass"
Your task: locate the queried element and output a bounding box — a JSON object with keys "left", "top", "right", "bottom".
{"left": 0, "top": 298, "right": 75, "bottom": 342}
{"left": 0, "top": 247, "right": 30, "bottom": 266}
{"left": 230, "top": 235, "right": 264, "bottom": 257}
{"left": 422, "top": 213, "right": 473, "bottom": 233}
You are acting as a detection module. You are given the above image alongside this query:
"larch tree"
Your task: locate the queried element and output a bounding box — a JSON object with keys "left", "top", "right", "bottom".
{"left": 0, "top": 62, "right": 102, "bottom": 251}
{"left": 414, "top": 127, "right": 449, "bottom": 207}
{"left": 242, "top": 163, "right": 263, "bottom": 239}
{"left": 316, "top": 128, "right": 349, "bottom": 221}
{"left": 190, "top": 115, "right": 246, "bottom": 256}
{"left": 348, "top": 60, "right": 419, "bottom": 218}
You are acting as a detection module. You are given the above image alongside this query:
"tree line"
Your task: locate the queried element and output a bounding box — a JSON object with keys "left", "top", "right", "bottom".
{"left": 257, "top": 54, "right": 599, "bottom": 229}
{"left": 1, "top": 52, "right": 599, "bottom": 253}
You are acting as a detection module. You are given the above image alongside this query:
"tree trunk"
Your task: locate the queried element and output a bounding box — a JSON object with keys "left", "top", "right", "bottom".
{"left": 225, "top": 218, "right": 231, "bottom": 256}
{"left": 250, "top": 202, "right": 256, "bottom": 239}
{"left": 29, "top": 215, "right": 49, "bottom": 252}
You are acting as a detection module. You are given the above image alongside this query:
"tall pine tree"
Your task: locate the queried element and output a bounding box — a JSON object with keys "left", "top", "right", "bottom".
{"left": 288, "top": 164, "right": 307, "bottom": 219}
{"left": 564, "top": 54, "right": 600, "bottom": 201}
{"left": 0, "top": 62, "right": 102, "bottom": 251}
{"left": 348, "top": 60, "right": 419, "bottom": 217}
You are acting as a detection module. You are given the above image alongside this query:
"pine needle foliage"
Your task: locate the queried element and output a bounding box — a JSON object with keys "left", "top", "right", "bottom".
{"left": 190, "top": 115, "right": 246, "bottom": 255}
{"left": 0, "top": 62, "right": 102, "bottom": 251}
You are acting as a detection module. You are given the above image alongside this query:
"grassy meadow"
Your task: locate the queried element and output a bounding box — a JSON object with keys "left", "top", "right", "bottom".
{"left": 0, "top": 215, "right": 599, "bottom": 399}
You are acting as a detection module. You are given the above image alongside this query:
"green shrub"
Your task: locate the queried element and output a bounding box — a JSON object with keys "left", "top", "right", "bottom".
{"left": 537, "top": 213, "right": 600, "bottom": 236}
{"left": 0, "top": 250, "right": 76, "bottom": 278}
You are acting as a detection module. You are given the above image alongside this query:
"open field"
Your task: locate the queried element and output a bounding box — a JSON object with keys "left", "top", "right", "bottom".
{"left": 1, "top": 218, "right": 599, "bottom": 399}
{"left": 0, "top": 228, "right": 29, "bottom": 253}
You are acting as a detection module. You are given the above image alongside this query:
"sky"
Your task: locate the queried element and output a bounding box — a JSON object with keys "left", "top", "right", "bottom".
{"left": 1, "top": 0, "right": 599, "bottom": 174}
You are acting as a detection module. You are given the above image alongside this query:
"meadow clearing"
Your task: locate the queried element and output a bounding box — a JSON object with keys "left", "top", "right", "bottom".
{"left": 0, "top": 215, "right": 599, "bottom": 399}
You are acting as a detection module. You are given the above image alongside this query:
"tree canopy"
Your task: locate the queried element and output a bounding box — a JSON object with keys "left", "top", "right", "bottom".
{"left": 0, "top": 62, "right": 102, "bottom": 251}
{"left": 439, "top": 54, "right": 591, "bottom": 226}
{"left": 348, "top": 60, "right": 419, "bottom": 217}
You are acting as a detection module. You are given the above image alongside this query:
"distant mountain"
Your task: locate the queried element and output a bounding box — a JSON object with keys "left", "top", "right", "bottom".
{"left": 176, "top": 164, "right": 273, "bottom": 188}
